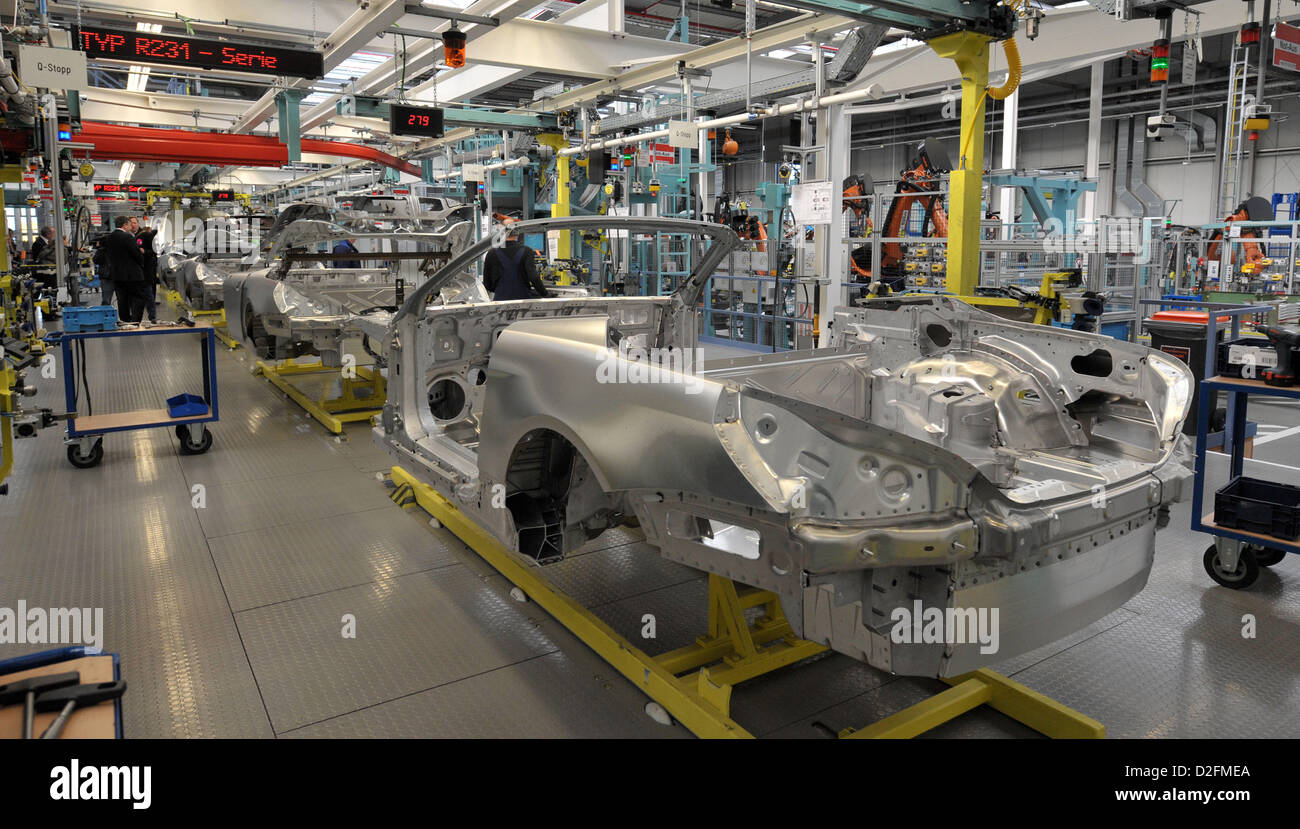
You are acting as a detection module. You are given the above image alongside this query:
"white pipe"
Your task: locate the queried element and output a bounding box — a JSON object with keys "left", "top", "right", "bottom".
{"left": 560, "top": 83, "right": 885, "bottom": 157}
{"left": 480, "top": 156, "right": 530, "bottom": 173}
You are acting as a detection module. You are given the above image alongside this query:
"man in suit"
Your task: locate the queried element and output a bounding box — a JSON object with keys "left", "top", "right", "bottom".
{"left": 136, "top": 222, "right": 159, "bottom": 322}
{"left": 106, "top": 215, "right": 146, "bottom": 322}
{"left": 29, "top": 226, "right": 54, "bottom": 263}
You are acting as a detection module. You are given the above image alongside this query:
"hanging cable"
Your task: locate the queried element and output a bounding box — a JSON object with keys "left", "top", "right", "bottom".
{"left": 987, "top": 37, "right": 1021, "bottom": 100}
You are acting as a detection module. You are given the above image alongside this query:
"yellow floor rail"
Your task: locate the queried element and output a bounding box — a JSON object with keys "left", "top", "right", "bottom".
{"left": 259, "top": 359, "right": 385, "bottom": 434}
{"left": 387, "top": 465, "right": 1105, "bottom": 740}
{"left": 163, "top": 289, "right": 239, "bottom": 349}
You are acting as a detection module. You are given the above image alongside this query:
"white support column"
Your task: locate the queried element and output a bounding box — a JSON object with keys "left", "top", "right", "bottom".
{"left": 999, "top": 88, "right": 1018, "bottom": 240}
{"left": 1084, "top": 61, "right": 1103, "bottom": 222}
{"left": 820, "top": 103, "right": 850, "bottom": 345}
{"left": 609, "top": 0, "right": 625, "bottom": 37}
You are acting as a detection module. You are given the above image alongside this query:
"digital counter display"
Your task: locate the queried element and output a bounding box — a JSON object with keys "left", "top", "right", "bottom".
{"left": 390, "top": 104, "right": 445, "bottom": 138}
{"left": 76, "top": 26, "right": 324, "bottom": 79}
{"left": 93, "top": 183, "right": 149, "bottom": 197}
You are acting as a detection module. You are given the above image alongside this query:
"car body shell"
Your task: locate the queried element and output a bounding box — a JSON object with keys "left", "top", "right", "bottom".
{"left": 373, "top": 216, "right": 1194, "bottom": 678}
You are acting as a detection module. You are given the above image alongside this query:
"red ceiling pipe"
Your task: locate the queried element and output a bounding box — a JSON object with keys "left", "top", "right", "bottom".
{"left": 73, "top": 122, "right": 420, "bottom": 176}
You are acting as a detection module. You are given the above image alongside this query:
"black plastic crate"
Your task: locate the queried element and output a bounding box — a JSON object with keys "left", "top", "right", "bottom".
{"left": 1215, "top": 337, "right": 1282, "bottom": 379}
{"left": 1214, "top": 476, "right": 1300, "bottom": 540}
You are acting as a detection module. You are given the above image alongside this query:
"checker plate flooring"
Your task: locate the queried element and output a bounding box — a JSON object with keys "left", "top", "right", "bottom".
{"left": 3, "top": 322, "right": 1299, "bottom": 737}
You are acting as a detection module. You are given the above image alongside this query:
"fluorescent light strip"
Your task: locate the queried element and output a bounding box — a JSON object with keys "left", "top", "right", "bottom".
{"left": 118, "top": 161, "right": 135, "bottom": 183}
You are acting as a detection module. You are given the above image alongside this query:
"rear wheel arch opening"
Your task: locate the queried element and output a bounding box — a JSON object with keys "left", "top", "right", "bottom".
{"left": 502, "top": 428, "right": 619, "bottom": 562}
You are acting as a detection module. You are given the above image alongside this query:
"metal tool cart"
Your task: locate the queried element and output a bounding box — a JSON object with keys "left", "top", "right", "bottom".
{"left": 58, "top": 320, "right": 219, "bottom": 468}
{"left": 1180, "top": 300, "right": 1299, "bottom": 589}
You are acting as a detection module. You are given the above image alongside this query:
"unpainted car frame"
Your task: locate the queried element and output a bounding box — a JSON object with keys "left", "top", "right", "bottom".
{"left": 370, "top": 215, "right": 1192, "bottom": 678}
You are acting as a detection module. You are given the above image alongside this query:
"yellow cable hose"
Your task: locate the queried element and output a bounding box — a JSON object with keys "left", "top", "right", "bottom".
{"left": 956, "top": 36, "right": 1020, "bottom": 168}
{"left": 988, "top": 36, "right": 1021, "bottom": 101}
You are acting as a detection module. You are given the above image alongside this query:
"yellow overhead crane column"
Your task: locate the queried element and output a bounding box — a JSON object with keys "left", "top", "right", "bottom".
{"left": 928, "top": 31, "right": 992, "bottom": 298}
{"left": 536, "top": 133, "right": 571, "bottom": 259}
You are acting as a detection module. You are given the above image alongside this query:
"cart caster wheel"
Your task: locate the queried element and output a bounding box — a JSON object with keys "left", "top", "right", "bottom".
{"left": 67, "top": 440, "right": 103, "bottom": 469}
{"left": 1204, "top": 544, "right": 1260, "bottom": 589}
{"left": 1249, "top": 545, "right": 1287, "bottom": 567}
{"left": 176, "top": 425, "right": 213, "bottom": 455}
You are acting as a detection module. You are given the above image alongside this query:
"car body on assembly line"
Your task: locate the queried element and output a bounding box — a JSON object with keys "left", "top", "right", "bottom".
{"left": 375, "top": 216, "right": 1193, "bottom": 678}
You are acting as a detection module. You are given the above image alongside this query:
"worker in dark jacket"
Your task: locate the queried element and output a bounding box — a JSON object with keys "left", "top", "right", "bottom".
{"left": 482, "top": 220, "right": 549, "bottom": 301}
{"left": 136, "top": 223, "right": 159, "bottom": 322}
{"left": 106, "top": 215, "right": 146, "bottom": 322}
{"left": 332, "top": 238, "right": 362, "bottom": 268}
{"left": 29, "top": 226, "right": 54, "bottom": 263}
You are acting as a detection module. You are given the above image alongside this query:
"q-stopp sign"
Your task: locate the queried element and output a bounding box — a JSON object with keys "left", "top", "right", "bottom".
{"left": 76, "top": 26, "right": 324, "bottom": 79}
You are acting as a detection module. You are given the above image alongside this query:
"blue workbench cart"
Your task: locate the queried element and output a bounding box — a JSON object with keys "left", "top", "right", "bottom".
{"left": 1173, "top": 300, "right": 1298, "bottom": 589}
{"left": 59, "top": 322, "right": 218, "bottom": 468}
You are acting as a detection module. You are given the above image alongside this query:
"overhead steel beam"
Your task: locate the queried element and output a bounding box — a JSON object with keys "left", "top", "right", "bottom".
{"left": 597, "top": 23, "right": 887, "bottom": 133}
{"left": 403, "top": 3, "right": 500, "bottom": 27}
{"left": 440, "top": 18, "right": 695, "bottom": 78}
{"left": 390, "top": 26, "right": 442, "bottom": 40}
{"left": 768, "top": 0, "right": 1017, "bottom": 36}
{"left": 563, "top": 10, "right": 856, "bottom": 127}
{"left": 230, "top": 0, "right": 408, "bottom": 134}
{"left": 78, "top": 87, "right": 374, "bottom": 135}
{"left": 296, "top": 0, "right": 542, "bottom": 134}
{"left": 46, "top": 0, "right": 344, "bottom": 43}
{"left": 840, "top": 0, "right": 1246, "bottom": 98}
{"left": 349, "top": 96, "right": 559, "bottom": 130}
{"left": 276, "top": 9, "right": 858, "bottom": 190}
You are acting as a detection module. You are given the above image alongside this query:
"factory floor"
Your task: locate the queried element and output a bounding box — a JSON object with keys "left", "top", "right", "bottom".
{"left": 2, "top": 313, "right": 1299, "bottom": 738}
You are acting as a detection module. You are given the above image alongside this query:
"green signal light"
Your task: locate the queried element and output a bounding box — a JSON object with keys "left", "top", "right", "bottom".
{"left": 1152, "top": 58, "right": 1169, "bottom": 69}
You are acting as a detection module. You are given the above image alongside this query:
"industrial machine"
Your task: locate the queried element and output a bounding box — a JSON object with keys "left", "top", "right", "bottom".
{"left": 1203, "top": 196, "right": 1274, "bottom": 289}
{"left": 849, "top": 140, "right": 951, "bottom": 292}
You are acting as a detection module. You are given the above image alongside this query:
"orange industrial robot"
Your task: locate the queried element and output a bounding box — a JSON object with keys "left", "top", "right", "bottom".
{"left": 847, "top": 140, "right": 951, "bottom": 293}
{"left": 1203, "top": 196, "right": 1273, "bottom": 284}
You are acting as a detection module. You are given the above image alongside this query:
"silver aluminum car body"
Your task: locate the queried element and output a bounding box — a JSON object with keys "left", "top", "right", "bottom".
{"left": 174, "top": 197, "right": 470, "bottom": 310}
{"left": 375, "top": 216, "right": 1193, "bottom": 678}
{"left": 224, "top": 218, "right": 476, "bottom": 366}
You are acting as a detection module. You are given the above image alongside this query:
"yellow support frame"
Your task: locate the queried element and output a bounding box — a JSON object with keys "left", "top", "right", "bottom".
{"left": 0, "top": 354, "right": 16, "bottom": 492}
{"left": 841, "top": 669, "right": 1105, "bottom": 739}
{"left": 386, "top": 466, "right": 1105, "bottom": 739}
{"left": 537, "top": 133, "right": 571, "bottom": 258}
{"left": 146, "top": 190, "right": 252, "bottom": 208}
{"left": 257, "top": 359, "right": 386, "bottom": 434}
{"left": 929, "top": 31, "right": 992, "bottom": 298}
{"left": 163, "top": 289, "right": 240, "bottom": 349}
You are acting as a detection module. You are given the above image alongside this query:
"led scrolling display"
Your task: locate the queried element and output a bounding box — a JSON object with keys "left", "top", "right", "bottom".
{"left": 76, "top": 27, "right": 325, "bottom": 79}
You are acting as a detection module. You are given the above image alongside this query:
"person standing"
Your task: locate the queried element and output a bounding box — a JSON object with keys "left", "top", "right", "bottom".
{"left": 29, "top": 226, "right": 54, "bottom": 263}
{"left": 332, "top": 238, "right": 362, "bottom": 268}
{"left": 482, "top": 220, "right": 549, "bottom": 301}
{"left": 136, "top": 222, "right": 159, "bottom": 323}
{"left": 92, "top": 235, "right": 115, "bottom": 308}
{"left": 106, "top": 215, "right": 146, "bottom": 322}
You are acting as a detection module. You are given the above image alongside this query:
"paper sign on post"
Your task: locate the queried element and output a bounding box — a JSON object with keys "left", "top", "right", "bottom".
{"left": 462, "top": 163, "right": 485, "bottom": 181}
{"left": 668, "top": 120, "right": 696, "bottom": 149}
{"left": 17, "top": 44, "right": 87, "bottom": 91}
{"left": 791, "top": 180, "right": 834, "bottom": 225}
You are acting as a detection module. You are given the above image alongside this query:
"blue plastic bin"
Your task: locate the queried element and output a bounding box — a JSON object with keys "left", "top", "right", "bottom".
{"left": 63, "top": 305, "right": 118, "bottom": 332}
{"left": 166, "top": 393, "right": 208, "bottom": 417}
